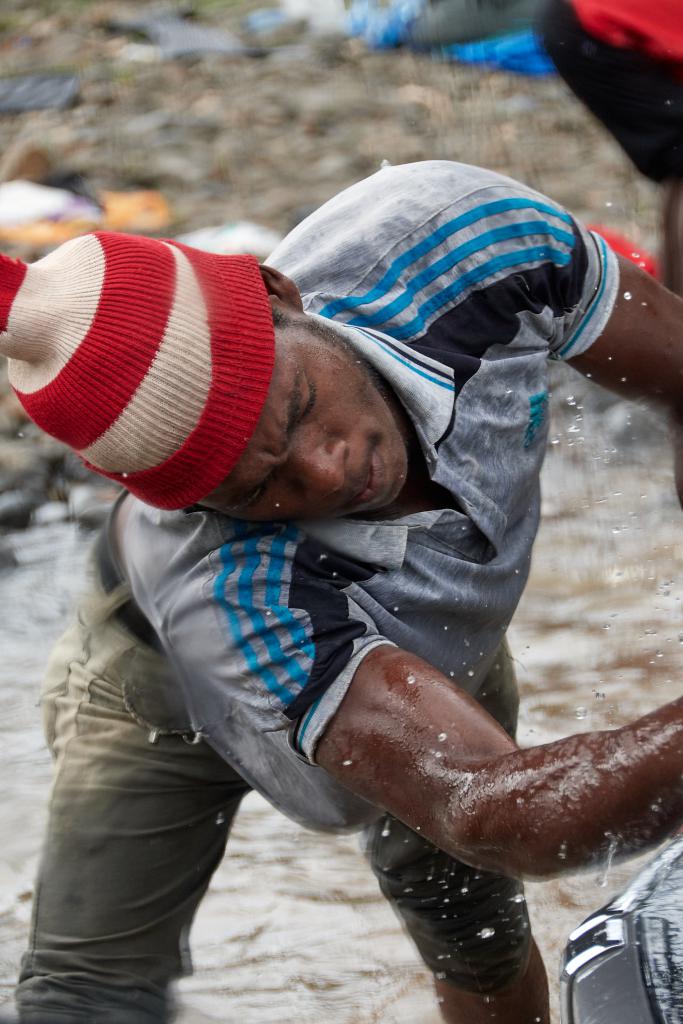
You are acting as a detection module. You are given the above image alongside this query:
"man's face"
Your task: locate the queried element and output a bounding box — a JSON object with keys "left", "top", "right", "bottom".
{"left": 201, "top": 312, "right": 412, "bottom": 521}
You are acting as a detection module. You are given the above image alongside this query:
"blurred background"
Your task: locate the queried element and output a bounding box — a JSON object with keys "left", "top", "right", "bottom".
{"left": 0, "top": 2, "right": 677, "bottom": 1022}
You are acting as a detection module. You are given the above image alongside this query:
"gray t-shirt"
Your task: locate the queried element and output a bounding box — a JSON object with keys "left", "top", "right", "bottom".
{"left": 120, "top": 161, "right": 619, "bottom": 830}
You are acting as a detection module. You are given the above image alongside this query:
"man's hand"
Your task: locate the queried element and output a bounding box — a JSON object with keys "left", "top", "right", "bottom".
{"left": 316, "top": 646, "right": 683, "bottom": 879}
{"left": 571, "top": 254, "right": 683, "bottom": 504}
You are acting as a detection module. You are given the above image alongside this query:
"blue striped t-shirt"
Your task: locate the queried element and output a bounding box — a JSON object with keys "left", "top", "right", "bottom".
{"left": 120, "top": 161, "right": 618, "bottom": 830}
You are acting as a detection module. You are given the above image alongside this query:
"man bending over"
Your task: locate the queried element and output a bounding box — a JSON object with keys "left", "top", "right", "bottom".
{"left": 2, "top": 160, "right": 683, "bottom": 1023}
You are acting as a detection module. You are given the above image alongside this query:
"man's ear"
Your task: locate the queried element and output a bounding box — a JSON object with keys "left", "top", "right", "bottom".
{"left": 259, "top": 264, "right": 304, "bottom": 313}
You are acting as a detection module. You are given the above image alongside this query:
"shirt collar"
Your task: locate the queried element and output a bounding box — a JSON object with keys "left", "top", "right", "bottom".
{"left": 308, "top": 315, "right": 456, "bottom": 464}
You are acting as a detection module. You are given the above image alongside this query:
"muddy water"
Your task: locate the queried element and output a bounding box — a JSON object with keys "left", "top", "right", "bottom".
{"left": 0, "top": 376, "right": 681, "bottom": 1023}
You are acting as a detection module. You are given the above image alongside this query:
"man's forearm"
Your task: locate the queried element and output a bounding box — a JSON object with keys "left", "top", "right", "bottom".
{"left": 439, "top": 700, "right": 683, "bottom": 878}
{"left": 317, "top": 647, "right": 683, "bottom": 879}
{"left": 571, "top": 254, "right": 683, "bottom": 412}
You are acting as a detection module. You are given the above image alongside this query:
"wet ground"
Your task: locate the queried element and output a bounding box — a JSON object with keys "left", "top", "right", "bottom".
{"left": 1, "top": 372, "right": 681, "bottom": 1023}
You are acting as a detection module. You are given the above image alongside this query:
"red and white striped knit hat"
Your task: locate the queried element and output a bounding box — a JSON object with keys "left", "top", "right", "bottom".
{"left": 0, "top": 231, "right": 275, "bottom": 509}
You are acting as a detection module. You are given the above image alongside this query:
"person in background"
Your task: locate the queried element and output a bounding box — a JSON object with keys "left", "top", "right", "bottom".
{"left": 540, "top": 0, "right": 683, "bottom": 295}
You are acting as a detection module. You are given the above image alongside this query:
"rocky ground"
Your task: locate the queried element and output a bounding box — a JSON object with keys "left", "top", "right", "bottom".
{"left": 0, "top": 0, "right": 662, "bottom": 547}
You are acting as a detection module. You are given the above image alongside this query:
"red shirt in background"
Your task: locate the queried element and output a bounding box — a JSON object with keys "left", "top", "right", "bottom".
{"left": 573, "top": 0, "right": 683, "bottom": 71}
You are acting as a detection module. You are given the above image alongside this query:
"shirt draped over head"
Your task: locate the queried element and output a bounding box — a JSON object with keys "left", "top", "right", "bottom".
{"left": 119, "top": 161, "right": 618, "bottom": 831}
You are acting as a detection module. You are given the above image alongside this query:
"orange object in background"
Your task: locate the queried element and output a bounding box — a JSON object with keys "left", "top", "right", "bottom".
{"left": 588, "top": 224, "right": 660, "bottom": 278}
{"left": 100, "top": 190, "right": 171, "bottom": 233}
{"left": 0, "top": 189, "right": 171, "bottom": 247}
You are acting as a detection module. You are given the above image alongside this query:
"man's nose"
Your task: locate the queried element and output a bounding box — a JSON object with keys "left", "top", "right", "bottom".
{"left": 287, "top": 435, "right": 348, "bottom": 498}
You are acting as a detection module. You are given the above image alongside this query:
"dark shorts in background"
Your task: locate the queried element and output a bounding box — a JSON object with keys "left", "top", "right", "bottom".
{"left": 539, "top": 0, "right": 683, "bottom": 182}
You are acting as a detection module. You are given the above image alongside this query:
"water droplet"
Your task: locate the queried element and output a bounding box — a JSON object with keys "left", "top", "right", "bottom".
{"left": 509, "top": 893, "right": 526, "bottom": 903}
{"left": 623, "top": 291, "right": 632, "bottom": 300}
{"left": 558, "top": 842, "right": 568, "bottom": 860}
{"left": 216, "top": 811, "right": 226, "bottom": 825}
{"left": 438, "top": 732, "right": 447, "bottom": 742}
{"left": 596, "top": 833, "right": 618, "bottom": 886}
{"left": 467, "top": 669, "right": 474, "bottom": 677}
{"left": 406, "top": 673, "right": 416, "bottom": 685}
{"left": 575, "top": 706, "right": 588, "bottom": 719}
{"left": 478, "top": 927, "right": 495, "bottom": 939}
{"left": 342, "top": 759, "right": 353, "bottom": 767}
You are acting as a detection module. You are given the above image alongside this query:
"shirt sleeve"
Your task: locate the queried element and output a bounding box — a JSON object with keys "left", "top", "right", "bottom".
{"left": 545, "top": 223, "right": 620, "bottom": 360}
{"left": 284, "top": 166, "right": 620, "bottom": 367}
{"left": 397, "top": 198, "right": 621, "bottom": 366}
{"left": 130, "top": 514, "right": 393, "bottom": 765}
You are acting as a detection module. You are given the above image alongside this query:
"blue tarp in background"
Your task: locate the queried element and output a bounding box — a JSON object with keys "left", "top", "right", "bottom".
{"left": 346, "top": 0, "right": 555, "bottom": 76}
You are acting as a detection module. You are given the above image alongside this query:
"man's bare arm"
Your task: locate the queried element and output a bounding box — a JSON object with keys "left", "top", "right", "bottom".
{"left": 570, "top": 255, "right": 683, "bottom": 495}
{"left": 570, "top": 254, "right": 683, "bottom": 408}
{"left": 316, "top": 646, "right": 683, "bottom": 879}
